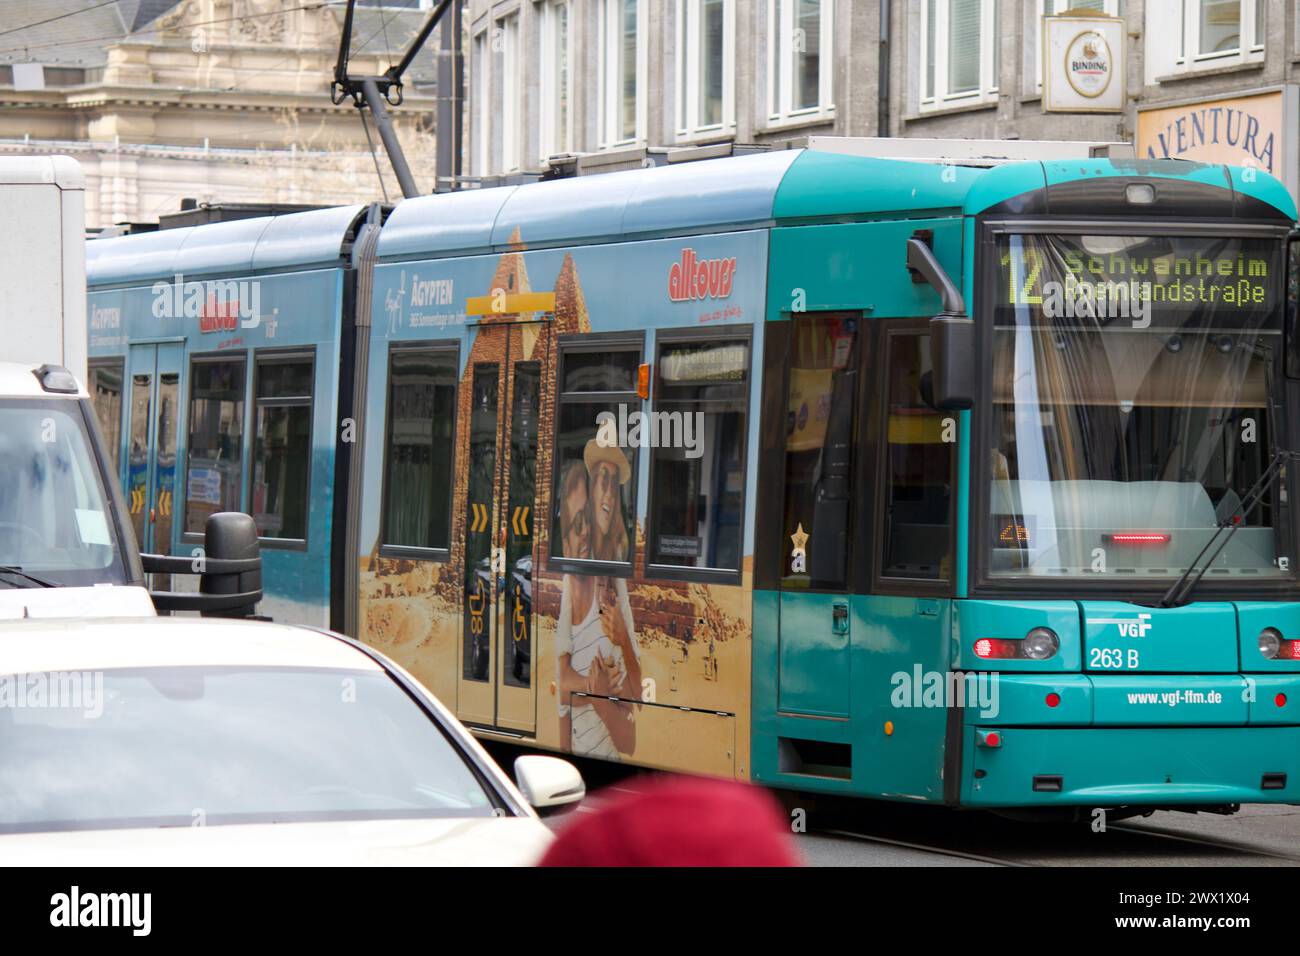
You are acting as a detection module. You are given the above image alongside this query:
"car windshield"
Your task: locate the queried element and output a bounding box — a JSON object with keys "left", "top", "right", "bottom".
{"left": 987, "top": 232, "right": 1292, "bottom": 584}
{"left": 0, "top": 399, "right": 129, "bottom": 586}
{"left": 0, "top": 666, "right": 500, "bottom": 832}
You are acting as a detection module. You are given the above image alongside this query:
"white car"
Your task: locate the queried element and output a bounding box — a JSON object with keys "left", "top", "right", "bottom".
{"left": 0, "top": 617, "right": 584, "bottom": 865}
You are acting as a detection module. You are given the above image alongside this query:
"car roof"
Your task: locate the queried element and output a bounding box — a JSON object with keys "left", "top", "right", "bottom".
{"left": 0, "top": 363, "right": 88, "bottom": 399}
{"left": 0, "top": 617, "right": 382, "bottom": 675}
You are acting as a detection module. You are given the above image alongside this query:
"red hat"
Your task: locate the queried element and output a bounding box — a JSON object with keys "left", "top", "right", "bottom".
{"left": 537, "top": 775, "right": 801, "bottom": 867}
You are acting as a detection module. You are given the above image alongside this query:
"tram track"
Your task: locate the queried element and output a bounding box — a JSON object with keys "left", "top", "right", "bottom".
{"left": 814, "top": 826, "right": 1031, "bottom": 866}
{"left": 808, "top": 815, "right": 1300, "bottom": 867}
{"left": 1109, "top": 820, "right": 1300, "bottom": 865}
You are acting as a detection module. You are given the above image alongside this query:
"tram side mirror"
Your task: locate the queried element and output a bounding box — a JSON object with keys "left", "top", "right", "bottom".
{"left": 906, "top": 236, "right": 974, "bottom": 410}
{"left": 200, "top": 512, "right": 262, "bottom": 619}
{"left": 928, "top": 315, "right": 975, "bottom": 410}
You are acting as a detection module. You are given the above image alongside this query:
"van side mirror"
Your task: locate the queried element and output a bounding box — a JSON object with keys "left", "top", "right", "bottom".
{"left": 906, "top": 236, "right": 974, "bottom": 410}
{"left": 200, "top": 512, "right": 262, "bottom": 618}
{"left": 143, "top": 511, "right": 263, "bottom": 618}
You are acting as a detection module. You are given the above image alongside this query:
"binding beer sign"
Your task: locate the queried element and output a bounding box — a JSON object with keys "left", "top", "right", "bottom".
{"left": 1137, "top": 87, "right": 1300, "bottom": 204}
{"left": 1043, "top": 12, "right": 1124, "bottom": 113}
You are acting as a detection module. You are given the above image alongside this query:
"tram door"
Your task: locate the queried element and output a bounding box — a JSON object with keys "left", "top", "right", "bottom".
{"left": 456, "top": 322, "right": 547, "bottom": 734}
{"left": 776, "top": 313, "right": 861, "bottom": 718}
{"left": 124, "top": 343, "right": 182, "bottom": 574}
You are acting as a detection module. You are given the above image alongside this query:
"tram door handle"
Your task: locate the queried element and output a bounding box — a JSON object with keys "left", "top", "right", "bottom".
{"left": 831, "top": 601, "right": 849, "bottom": 636}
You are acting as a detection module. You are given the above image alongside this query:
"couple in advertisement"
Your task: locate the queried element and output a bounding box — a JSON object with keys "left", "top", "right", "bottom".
{"left": 555, "top": 437, "right": 642, "bottom": 758}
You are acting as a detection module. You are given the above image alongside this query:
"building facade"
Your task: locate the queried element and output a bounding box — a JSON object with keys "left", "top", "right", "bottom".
{"left": 466, "top": 0, "right": 1299, "bottom": 192}
{"left": 0, "top": 0, "right": 443, "bottom": 227}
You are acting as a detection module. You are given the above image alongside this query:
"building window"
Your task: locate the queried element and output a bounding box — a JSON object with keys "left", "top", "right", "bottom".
{"left": 473, "top": 30, "right": 489, "bottom": 175}
{"left": 647, "top": 334, "right": 749, "bottom": 578}
{"left": 550, "top": 339, "right": 642, "bottom": 572}
{"left": 1149, "top": 0, "right": 1263, "bottom": 79}
{"left": 500, "top": 14, "right": 521, "bottom": 173}
{"left": 919, "top": 0, "right": 998, "bottom": 111}
{"left": 381, "top": 347, "right": 457, "bottom": 554}
{"left": 88, "top": 359, "right": 124, "bottom": 474}
{"left": 768, "top": 0, "right": 834, "bottom": 123}
{"left": 184, "top": 357, "right": 245, "bottom": 536}
{"left": 1033, "top": 0, "right": 1119, "bottom": 92}
{"left": 599, "top": 0, "right": 646, "bottom": 147}
{"left": 1191, "top": 0, "right": 1262, "bottom": 58}
{"left": 250, "top": 354, "right": 313, "bottom": 541}
{"left": 677, "top": 0, "right": 735, "bottom": 137}
{"left": 540, "top": 0, "right": 573, "bottom": 162}
{"left": 879, "top": 331, "right": 952, "bottom": 581}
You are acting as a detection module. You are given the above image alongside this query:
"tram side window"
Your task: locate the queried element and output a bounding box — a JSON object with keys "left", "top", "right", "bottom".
{"left": 88, "top": 360, "right": 124, "bottom": 473}
{"left": 647, "top": 335, "right": 749, "bottom": 575}
{"left": 251, "top": 355, "right": 314, "bottom": 541}
{"left": 381, "top": 348, "right": 457, "bottom": 552}
{"left": 880, "top": 331, "right": 952, "bottom": 581}
{"left": 184, "top": 358, "right": 246, "bottom": 535}
{"left": 781, "top": 313, "right": 859, "bottom": 590}
{"left": 550, "top": 342, "right": 641, "bottom": 569}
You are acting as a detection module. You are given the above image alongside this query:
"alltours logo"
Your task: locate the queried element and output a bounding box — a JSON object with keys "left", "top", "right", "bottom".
{"left": 669, "top": 248, "right": 737, "bottom": 302}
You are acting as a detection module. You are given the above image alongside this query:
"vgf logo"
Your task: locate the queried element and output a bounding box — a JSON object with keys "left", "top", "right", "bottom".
{"left": 1095, "top": 612, "right": 1152, "bottom": 638}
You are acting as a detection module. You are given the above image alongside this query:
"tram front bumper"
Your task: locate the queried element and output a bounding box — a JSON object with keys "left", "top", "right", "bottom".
{"left": 961, "top": 673, "right": 1300, "bottom": 807}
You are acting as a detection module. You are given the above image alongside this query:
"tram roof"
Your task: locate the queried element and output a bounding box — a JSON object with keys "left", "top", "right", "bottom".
{"left": 84, "top": 151, "right": 1297, "bottom": 287}
{"left": 377, "top": 150, "right": 1295, "bottom": 262}
{"left": 86, "top": 204, "right": 369, "bottom": 287}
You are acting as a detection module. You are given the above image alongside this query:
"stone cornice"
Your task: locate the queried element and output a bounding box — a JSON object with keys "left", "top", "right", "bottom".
{"left": 0, "top": 86, "right": 436, "bottom": 114}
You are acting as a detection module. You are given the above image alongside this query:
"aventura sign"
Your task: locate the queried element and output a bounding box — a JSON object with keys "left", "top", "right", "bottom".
{"left": 1137, "top": 89, "right": 1299, "bottom": 196}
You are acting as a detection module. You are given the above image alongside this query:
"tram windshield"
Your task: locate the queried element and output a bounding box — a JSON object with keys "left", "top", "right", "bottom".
{"left": 0, "top": 399, "right": 130, "bottom": 588}
{"left": 986, "top": 232, "right": 1293, "bottom": 584}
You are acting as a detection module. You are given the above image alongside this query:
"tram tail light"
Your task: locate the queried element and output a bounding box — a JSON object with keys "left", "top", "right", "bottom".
{"left": 977, "top": 730, "right": 1001, "bottom": 748}
{"left": 973, "top": 638, "right": 1020, "bottom": 660}
{"left": 973, "top": 627, "right": 1060, "bottom": 662}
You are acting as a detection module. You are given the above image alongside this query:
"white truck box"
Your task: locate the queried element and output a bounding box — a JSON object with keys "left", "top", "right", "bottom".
{"left": 0, "top": 155, "right": 87, "bottom": 380}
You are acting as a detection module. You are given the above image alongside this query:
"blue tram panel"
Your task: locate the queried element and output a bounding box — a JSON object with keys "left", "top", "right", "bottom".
{"left": 86, "top": 204, "right": 375, "bottom": 629}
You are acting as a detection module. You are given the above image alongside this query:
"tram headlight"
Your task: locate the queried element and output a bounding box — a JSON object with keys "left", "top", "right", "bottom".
{"left": 1260, "top": 628, "right": 1282, "bottom": 660}
{"left": 1022, "top": 627, "right": 1060, "bottom": 661}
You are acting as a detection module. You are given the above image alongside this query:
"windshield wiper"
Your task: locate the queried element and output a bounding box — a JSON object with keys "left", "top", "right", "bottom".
{"left": 1159, "top": 449, "right": 1300, "bottom": 608}
{"left": 0, "top": 565, "right": 57, "bottom": 589}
